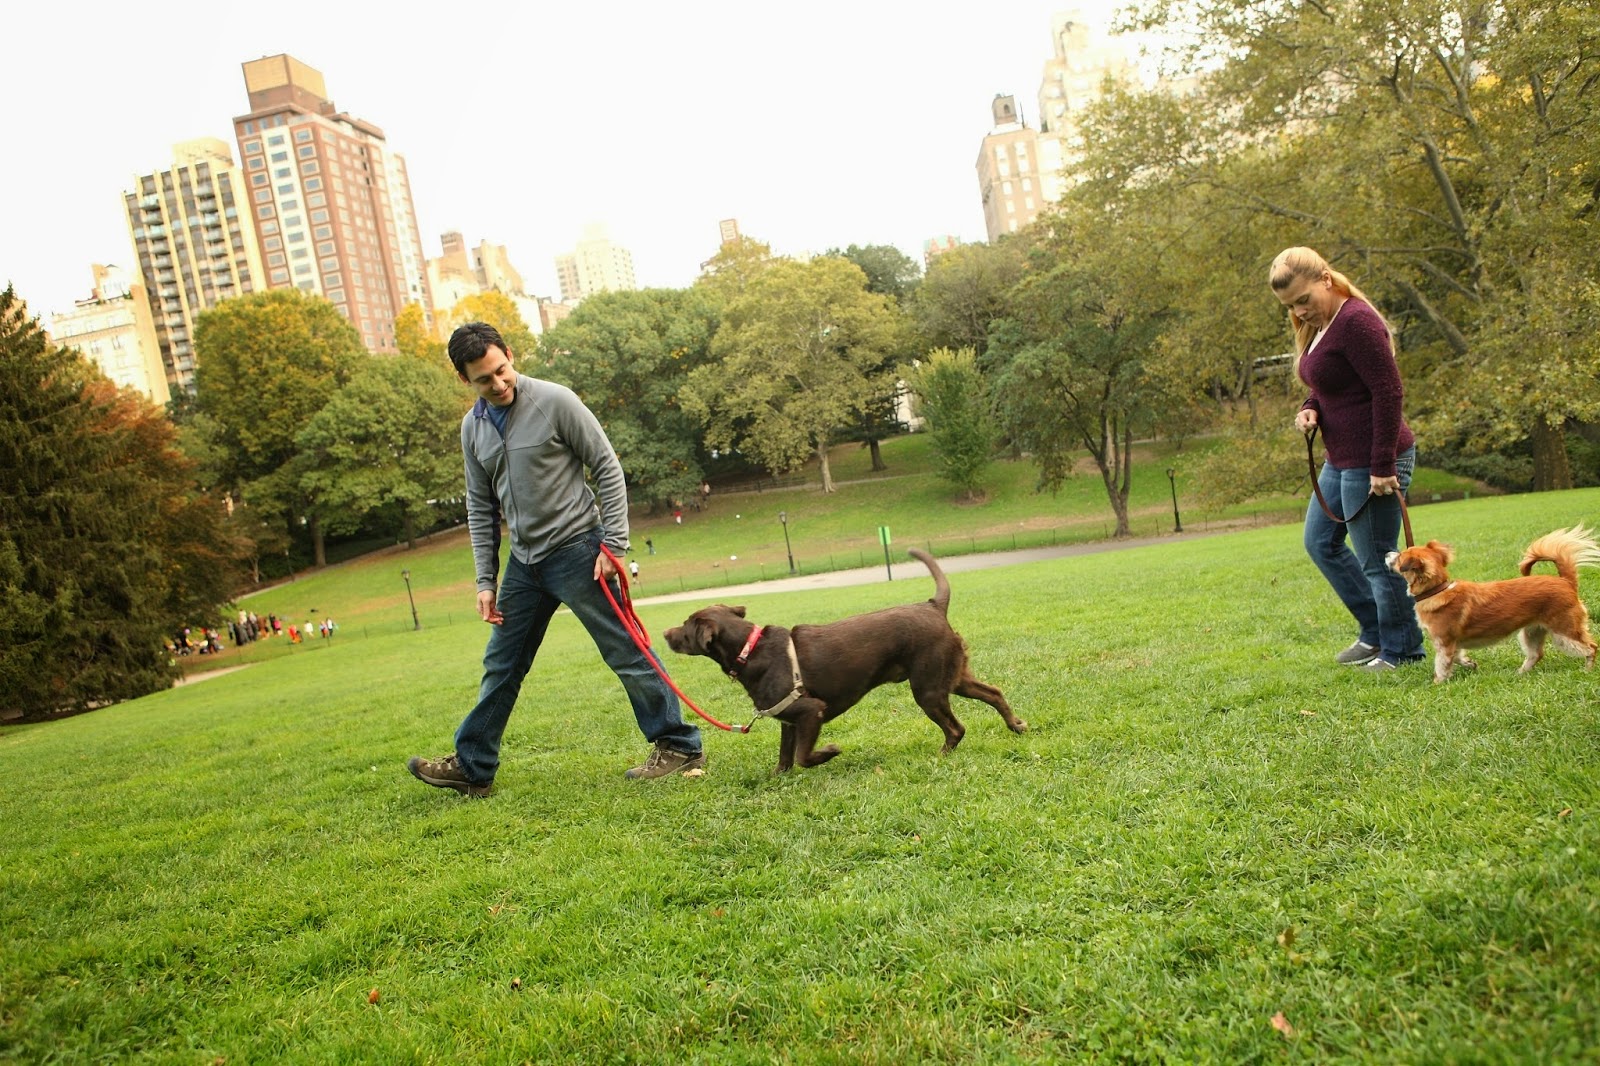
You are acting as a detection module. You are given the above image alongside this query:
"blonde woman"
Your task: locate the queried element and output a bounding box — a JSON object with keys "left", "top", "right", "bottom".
{"left": 1270, "top": 247, "right": 1424, "bottom": 670}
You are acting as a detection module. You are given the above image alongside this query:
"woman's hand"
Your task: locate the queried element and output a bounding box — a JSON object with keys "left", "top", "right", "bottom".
{"left": 1295, "top": 409, "right": 1318, "bottom": 435}
{"left": 1369, "top": 475, "right": 1400, "bottom": 497}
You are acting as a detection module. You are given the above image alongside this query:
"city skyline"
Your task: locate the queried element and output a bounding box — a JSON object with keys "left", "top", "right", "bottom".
{"left": 4, "top": 0, "right": 1154, "bottom": 326}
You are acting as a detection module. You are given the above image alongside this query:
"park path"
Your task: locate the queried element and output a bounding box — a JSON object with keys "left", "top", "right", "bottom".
{"left": 633, "top": 528, "right": 1232, "bottom": 606}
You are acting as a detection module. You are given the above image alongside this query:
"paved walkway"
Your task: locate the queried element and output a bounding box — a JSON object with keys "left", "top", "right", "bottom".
{"left": 635, "top": 529, "right": 1231, "bottom": 606}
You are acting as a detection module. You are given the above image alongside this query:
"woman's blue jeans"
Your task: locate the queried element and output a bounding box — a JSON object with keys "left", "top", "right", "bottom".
{"left": 1303, "top": 446, "right": 1424, "bottom": 663}
{"left": 454, "top": 529, "right": 701, "bottom": 783}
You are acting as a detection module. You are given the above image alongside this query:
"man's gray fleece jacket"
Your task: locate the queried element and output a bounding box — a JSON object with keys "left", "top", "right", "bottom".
{"left": 461, "top": 374, "right": 629, "bottom": 592}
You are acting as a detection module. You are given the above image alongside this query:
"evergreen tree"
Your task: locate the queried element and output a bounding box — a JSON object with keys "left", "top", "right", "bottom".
{"left": 0, "top": 286, "right": 238, "bottom": 720}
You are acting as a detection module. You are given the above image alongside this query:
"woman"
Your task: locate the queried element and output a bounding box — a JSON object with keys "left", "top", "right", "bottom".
{"left": 1270, "top": 247, "right": 1424, "bottom": 670}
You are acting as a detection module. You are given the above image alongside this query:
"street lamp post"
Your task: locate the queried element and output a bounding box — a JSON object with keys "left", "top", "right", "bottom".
{"left": 1166, "top": 468, "right": 1183, "bottom": 533}
{"left": 402, "top": 568, "right": 420, "bottom": 631}
{"left": 779, "top": 511, "right": 796, "bottom": 575}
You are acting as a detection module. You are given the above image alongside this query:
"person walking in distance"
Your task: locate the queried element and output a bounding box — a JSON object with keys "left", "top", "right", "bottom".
{"left": 407, "top": 322, "right": 705, "bottom": 796}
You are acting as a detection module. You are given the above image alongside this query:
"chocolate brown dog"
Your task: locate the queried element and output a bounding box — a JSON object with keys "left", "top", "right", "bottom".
{"left": 663, "top": 549, "right": 1026, "bottom": 771}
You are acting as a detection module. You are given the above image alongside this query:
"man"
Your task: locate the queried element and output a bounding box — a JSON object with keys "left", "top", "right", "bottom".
{"left": 407, "top": 322, "right": 704, "bottom": 796}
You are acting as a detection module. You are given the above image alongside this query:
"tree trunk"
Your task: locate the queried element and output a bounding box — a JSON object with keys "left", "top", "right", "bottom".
{"left": 403, "top": 511, "right": 418, "bottom": 551}
{"left": 817, "top": 440, "right": 836, "bottom": 493}
{"left": 310, "top": 513, "right": 326, "bottom": 568}
{"left": 1532, "top": 418, "right": 1573, "bottom": 491}
{"left": 868, "top": 438, "right": 886, "bottom": 472}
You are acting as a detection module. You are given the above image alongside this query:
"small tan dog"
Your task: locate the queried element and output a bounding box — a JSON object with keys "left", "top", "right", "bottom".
{"left": 1386, "top": 525, "right": 1600, "bottom": 682}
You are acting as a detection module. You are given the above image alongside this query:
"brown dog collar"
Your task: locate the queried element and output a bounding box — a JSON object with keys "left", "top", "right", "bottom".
{"left": 1411, "top": 580, "right": 1455, "bottom": 603}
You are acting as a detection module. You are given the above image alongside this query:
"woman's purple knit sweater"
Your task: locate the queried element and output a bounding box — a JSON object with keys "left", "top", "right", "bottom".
{"left": 1298, "top": 298, "right": 1414, "bottom": 477}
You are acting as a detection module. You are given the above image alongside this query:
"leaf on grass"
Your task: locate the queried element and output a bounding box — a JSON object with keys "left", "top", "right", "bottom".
{"left": 1278, "top": 927, "right": 1297, "bottom": 949}
{"left": 712, "top": 907, "right": 726, "bottom": 918}
{"left": 511, "top": 977, "right": 522, "bottom": 991}
{"left": 682, "top": 768, "right": 706, "bottom": 778}
{"left": 1271, "top": 1011, "right": 1295, "bottom": 1037}
{"left": 1299, "top": 709, "right": 1316, "bottom": 717}
{"left": 367, "top": 988, "right": 380, "bottom": 1005}
{"left": 1558, "top": 808, "right": 1572, "bottom": 818}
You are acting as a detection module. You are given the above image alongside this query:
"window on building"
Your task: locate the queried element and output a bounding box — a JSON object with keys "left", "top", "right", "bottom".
{"left": 243, "top": 140, "right": 261, "bottom": 154}
{"left": 277, "top": 184, "right": 294, "bottom": 195}
{"left": 270, "top": 268, "right": 289, "bottom": 283}
{"left": 320, "top": 256, "right": 340, "bottom": 271}
{"left": 302, "top": 161, "right": 319, "bottom": 175}
{"left": 304, "top": 177, "right": 322, "bottom": 191}
{"left": 247, "top": 157, "right": 265, "bottom": 171}
{"left": 311, "top": 209, "right": 329, "bottom": 224}
{"left": 254, "top": 189, "right": 272, "bottom": 203}
{"left": 294, "top": 129, "right": 312, "bottom": 143}
{"left": 327, "top": 288, "right": 345, "bottom": 303}
{"left": 267, "top": 134, "right": 285, "bottom": 147}
{"left": 267, "top": 252, "right": 285, "bottom": 266}
{"left": 264, "top": 237, "right": 283, "bottom": 251}
{"left": 294, "top": 264, "right": 312, "bottom": 276}
{"left": 260, "top": 220, "right": 279, "bottom": 234}
{"left": 316, "top": 241, "right": 335, "bottom": 255}
{"left": 257, "top": 205, "right": 275, "bottom": 219}
{"left": 270, "top": 151, "right": 288, "bottom": 163}
{"left": 298, "top": 145, "right": 315, "bottom": 159}
{"left": 288, "top": 231, "right": 306, "bottom": 243}
{"left": 274, "top": 167, "right": 290, "bottom": 179}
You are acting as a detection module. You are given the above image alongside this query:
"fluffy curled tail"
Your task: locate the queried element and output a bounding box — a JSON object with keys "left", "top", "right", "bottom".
{"left": 1519, "top": 524, "right": 1600, "bottom": 584}
{"left": 908, "top": 548, "right": 951, "bottom": 614}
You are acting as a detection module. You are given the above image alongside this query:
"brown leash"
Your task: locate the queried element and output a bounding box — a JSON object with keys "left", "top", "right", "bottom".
{"left": 1305, "top": 426, "right": 1414, "bottom": 548}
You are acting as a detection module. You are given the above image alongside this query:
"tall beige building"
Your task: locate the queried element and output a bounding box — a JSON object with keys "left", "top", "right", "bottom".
{"left": 124, "top": 138, "right": 267, "bottom": 394}
{"left": 1036, "top": 11, "right": 1135, "bottom": 146}
{"left": 975, "top": 11, "right": 1135, "bottom": 242}
{"left": 554, "top": 224, "right": 636, "bottom": 303}
{"left": 231, "top": 54, "right": 434, "bottom": 352}
{"left": 975, "top": 95, "right": 1063, "bottom": 241}
{"left": 48, "top": 265, "right": 169, "bottom": 405}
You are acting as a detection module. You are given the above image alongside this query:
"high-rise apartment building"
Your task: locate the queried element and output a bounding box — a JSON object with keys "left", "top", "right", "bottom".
{"left": 1036, "top": 11, "right": 1135, "bottom": 146}
{"left": 554, "top": 224, "right": 637, "bottom": 303}
{"left": 124, "top": 138, "right": 266, "bottom": 394}
{"left": 975, "top": 11, "right": 1135, "bottom": 242}
{"left": 231, "top": 54, "right": 433, "bottom": 352}
{"left": 975, "top": 95, "right": 1063, "bottom": 241}
{"left": 48, "top": 265, "right": 169, "bottom": 405}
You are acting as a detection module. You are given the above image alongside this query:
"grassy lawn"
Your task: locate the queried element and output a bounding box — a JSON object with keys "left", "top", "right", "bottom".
{"left": 3, "top": 487, "right": 1597, "bottom": 1062}
{"left": 221, "top": 433, "right": 1487, "bottom": 657}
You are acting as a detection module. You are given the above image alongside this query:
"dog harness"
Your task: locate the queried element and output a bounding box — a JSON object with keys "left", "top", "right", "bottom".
{"left": 731, "top": 626, "right": 807, "bottom": 718}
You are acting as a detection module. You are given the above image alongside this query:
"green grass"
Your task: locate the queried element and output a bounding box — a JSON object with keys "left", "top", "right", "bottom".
{"left": 4, "top": 488, "right": 1598, "bottom": 1062}
{"left": 223, "top": 433, "right": 1487, "bottom": 658}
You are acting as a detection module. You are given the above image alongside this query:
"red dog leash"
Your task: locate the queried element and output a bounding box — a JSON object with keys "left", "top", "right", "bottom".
{"left": 595, "top": 544, "right": 748, "bottom": 733}
{"left": 1305, "top": 426, "right": 1415, "bottom": 548}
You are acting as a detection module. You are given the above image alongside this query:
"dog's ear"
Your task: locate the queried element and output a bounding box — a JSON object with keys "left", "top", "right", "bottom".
{"left": 729, "top": 605, "right": 747, "bottom": 618}
{"left": 1438, "top": 542, "right": 1455, "bottom": 565}
{"left": 692, "top": 617, "right": 717, "bottom": 653}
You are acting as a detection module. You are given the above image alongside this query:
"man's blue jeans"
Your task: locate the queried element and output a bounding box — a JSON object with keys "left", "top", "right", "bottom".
{"left": 454, "top": 529, "right": 701, "bottom": 783}
{"left": 1303, "top": 446, "right": 1424, "bottom": 663}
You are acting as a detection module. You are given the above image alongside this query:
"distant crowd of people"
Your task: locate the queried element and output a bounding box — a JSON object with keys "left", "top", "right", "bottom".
{"left": 168, "top": 611, "right": 337, "bottom": 656}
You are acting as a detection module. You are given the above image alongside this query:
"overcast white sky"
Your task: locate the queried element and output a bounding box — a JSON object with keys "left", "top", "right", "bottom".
{"left": 4, "top": 0, "right": 1152, "bottom": 323}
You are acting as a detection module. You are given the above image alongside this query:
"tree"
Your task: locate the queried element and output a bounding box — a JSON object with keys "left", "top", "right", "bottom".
{"left": 439, "top": 291, "right": 537, "bottom": 364}
{"left": 907, "top": 347, "right": 997, "bottom": 501}
{"left": 684, "top": 257, "right": 902, "bottom": 493}
{"left": 296, "top": 356, "right": 467, "bottom": 549}
{"left": 694, "top": 237, "right": 779, "bottom": 304}
{"left": 541, "top": 288, "right": 721, "bottom": 511}
{"left": 192, "top": 289, "right": 365, "bottom": 567}
{"left": 911, "top": 237, "right": 1031, "bottom": 357}
{"left": 826, "top": 244, "right": 922, "bottom": 304}
{"left": 394, "top": 301, "right": 445, "bottom": 365}
{"left": 1, "top": 286, "right": 239, "bottom": 720}
{"left": 1118, "top": 0, "right": 1600, "bottom": 488}
{"left": 826, "top": 244, "right": 924, "bottom": 472}
{"left": 987, "top": 206, "right": 1174, "bottom": 537}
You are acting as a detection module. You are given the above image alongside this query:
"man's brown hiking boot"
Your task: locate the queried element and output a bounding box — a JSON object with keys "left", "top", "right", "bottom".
{"left": 407, "top": 753, "right": 493, "bottom": 797}
{"left": 624, "top": 743, "right": 707, "bottom": 780}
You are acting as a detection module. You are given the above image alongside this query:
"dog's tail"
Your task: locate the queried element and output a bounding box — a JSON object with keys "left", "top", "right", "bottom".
{"left": 908, "top": 548, "right": 951, "bottom": 614}
{"left": 1519, "top": 524, "right": 1600, "bottom": 585}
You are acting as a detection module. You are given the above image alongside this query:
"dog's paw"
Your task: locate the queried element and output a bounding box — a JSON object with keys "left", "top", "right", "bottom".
{"left": 1009, "top": 719, "right": 1029, "bottom": 734}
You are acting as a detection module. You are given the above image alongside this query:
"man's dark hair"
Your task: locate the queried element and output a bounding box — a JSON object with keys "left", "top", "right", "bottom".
{"left": 448, "top": 322, "right": 509, "bottom": 375}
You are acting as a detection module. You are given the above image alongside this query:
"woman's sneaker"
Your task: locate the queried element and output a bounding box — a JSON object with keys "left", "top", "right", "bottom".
{"left": 1336, "top": 640, "right": 1379, "bottom": 665}
{"left": 407, "top": 753, "right": 493, "bottom": 797}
